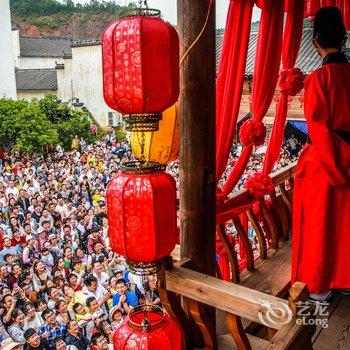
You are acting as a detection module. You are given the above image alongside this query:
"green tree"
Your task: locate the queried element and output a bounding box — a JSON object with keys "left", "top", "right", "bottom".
{"left": 15, "top": 102, "right": 58, "bottom": 154}
{"left": 38, "top": 93, "right": 72, "bottom": 124}
{"left": 56, "top": 110, "right": 95, "bottom": 150}
{"left": 0, "top": 95, "right": 98, "bottom": 154}
{"left": 38, "top": 94, "right": 96, "bottom": 149}
{"left": 0, "top": 98, "right": 58, "bottom": 154}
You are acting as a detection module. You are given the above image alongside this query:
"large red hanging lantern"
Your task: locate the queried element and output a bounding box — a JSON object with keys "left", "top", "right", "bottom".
{"left": 101, "top": 7, "right": 179, "bottom": 132}
{"left": 106, "top": 162, "right": 177, "bottom": 274}
{"left": 113, "top": 305, "right": 183, "bottom": 349}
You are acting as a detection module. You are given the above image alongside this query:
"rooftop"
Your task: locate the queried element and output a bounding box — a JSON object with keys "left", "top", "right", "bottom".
{"left": 19, "top": 37, "right": 73, "bottom": 58}
{"left": 216, "top": 28, "right": 323, "bottom": 76}
{"left": 15, "top": 69, "right": 57, "bottom": 91}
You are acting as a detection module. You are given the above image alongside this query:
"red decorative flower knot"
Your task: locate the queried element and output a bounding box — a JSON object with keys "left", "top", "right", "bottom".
{"left": 245, "top": 172, "right": 274, "bottom": 199}
{"left": 239, "top": 119, "right": 266, "bottom": 147}
{"left": 278, "top": 68, "right": 304, "bottom": 96}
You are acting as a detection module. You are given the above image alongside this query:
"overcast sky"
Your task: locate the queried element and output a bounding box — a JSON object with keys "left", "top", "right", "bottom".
{"left": 68, "top": 1, "right": 261, "bottom": 28}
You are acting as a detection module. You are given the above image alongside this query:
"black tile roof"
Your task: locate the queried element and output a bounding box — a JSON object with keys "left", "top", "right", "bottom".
{"left": 19, "top": 37, "right": 73, "bottom": 58}
{"left": 15, "top": 69, "right": 57, "bottom": 91}
{"left": 216, "top": 28, "right": 324, "bottom": 76}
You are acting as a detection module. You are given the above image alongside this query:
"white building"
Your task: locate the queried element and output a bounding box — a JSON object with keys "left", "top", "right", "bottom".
{"left": 0, "top": 0, "right": 17, "bottom": 99}
{"left": 12, "top": 32, "right": 73, "bottom": 100}
{"left": 56, "top": 40, "right": 123, "bottom": 127}
{"left": 11, "top": 30, "right": 71, "bottom": 69}
{"left": 8, "top": 31, "right": 121, "bottom": 126}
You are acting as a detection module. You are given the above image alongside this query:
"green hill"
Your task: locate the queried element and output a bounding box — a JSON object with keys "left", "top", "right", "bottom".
{"left": 10, "top": 0, "right": 136, "bottom": 39}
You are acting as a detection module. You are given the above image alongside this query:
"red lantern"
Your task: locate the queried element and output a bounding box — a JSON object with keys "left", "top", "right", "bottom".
{"left": 101, "top": 9, "right": 179, "bottom": 132}
{"left": 113, "top": 305, "right": 183, "bottom": 349}
{"left": 106, "top": 162, "right": 177, "bottom": 274}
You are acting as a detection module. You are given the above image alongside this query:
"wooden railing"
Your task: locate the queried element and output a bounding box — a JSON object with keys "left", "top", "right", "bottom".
{"left": 218, "top": 162, "right": 296, "bottom": 283}
{"left": 160, "top": 164, "right": 315, "bottom": 349}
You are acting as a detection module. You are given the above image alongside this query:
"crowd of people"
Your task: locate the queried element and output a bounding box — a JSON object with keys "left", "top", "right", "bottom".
{"left": 219, "top": 133, "right": 304, "bottom": 191}
{"left": 0, "top": 128, "right": 304, "bottom": 350}
{"left": 0, "top": 132, "right": 163, "bottom": 350}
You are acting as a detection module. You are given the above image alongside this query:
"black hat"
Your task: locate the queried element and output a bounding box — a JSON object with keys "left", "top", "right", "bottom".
{"left": 313, "top": 7, "right": 346, "bottom": 49}
{"left": 24, "top": 328, "right": 37, "bottom": 340}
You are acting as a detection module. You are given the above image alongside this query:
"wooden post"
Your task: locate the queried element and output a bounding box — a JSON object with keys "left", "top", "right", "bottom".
{"left": 178, "top": 0, "right": 217, "bottom": 347}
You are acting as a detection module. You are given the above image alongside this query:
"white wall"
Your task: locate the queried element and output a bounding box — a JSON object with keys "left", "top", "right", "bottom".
{"left": 17, "top": 90, "right": 57, "bottom": 100}
{"left": 0, "top": 0, "right": 17, "bottom": 99}
{"left": 57, "top": 44, "right": 122, "bottom": 126}
{"left": 57, "top": 58, "right": 73, "bottom": 102}
{"left": 17, "top": 57, "right": 65, "bottom": 69}
{"left": 11, "top": 29, "right": 65, "bottom": 70}
{"left": 11, "top": 30, "right": 20, "bottom": 67}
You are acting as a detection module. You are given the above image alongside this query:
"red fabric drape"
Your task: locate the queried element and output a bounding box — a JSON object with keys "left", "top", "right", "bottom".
{"left": 305, "top": 0, "right": 350, "bottom": 30}
{"left": 304, "top": 0, "right": 320, "bottom": 18}
{"left": 321, "top": 0, "right": 336, "bottom": 6}
{"left": 220, "top": 0, "right": 285, "bottom": 197}
{"left": 263, "top": 0, "right": 305, "bottom": 174}
{"left": 343, "top": 0, "right": 350, "bottom": 30}
{"left": 216, "top": 0, "right": 254, "bottom": 182}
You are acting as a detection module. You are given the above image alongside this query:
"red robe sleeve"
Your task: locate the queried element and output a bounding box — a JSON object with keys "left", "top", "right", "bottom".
{"left": 304, "top": 70, "right": 348, "bottom": 186}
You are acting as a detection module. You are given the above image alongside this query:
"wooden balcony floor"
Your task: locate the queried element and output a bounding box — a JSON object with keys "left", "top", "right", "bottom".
{"left": 216, "top": 291, "right": 350, "bottom": 350}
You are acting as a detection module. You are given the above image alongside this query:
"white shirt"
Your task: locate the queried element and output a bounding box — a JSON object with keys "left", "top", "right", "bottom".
{"left": 55, "top": 204, "right": 67, "bottom": 214}
{"left": 5, "top": 186, "right": 19, "bottom": 199}
{"left": 82, "top": 285, "right": 108, "bottom": 304}
{"left": 93, "top": 271, "right": 109, "bottom": 287}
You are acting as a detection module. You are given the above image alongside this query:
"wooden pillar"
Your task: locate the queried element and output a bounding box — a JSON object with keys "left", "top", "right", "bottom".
{"left": 178, "top": 0, "right": 217, "bottom": 346}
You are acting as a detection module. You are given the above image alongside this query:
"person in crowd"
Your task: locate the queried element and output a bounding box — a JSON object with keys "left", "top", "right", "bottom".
{"left": 52, "top": 336, "right": 78, "bottom": 350}
{"left": 90, "top": 332, "right": 110, "bottom": 350}
{"left": 39, "top": 309, "right": 67, "bottom": 350}
{"left": 65, "top": 320, "right": 89, "bottom": 350}
{"left": 109, "top": 306, "right": 123, "bottom": 331}
{"left": 23, "top": 328, "right": 47, "bottom": 350}
{"left": 7, "top": 309, "right": 26, "bottom": 344}
{"left": 112, "top": 279, "right": 138, "bottom": 315}
{"left": 0, "top": 338, "right": 21, "bottom": 350}
{"left": 23, "top": 303, "right": 43, "bottom": 333}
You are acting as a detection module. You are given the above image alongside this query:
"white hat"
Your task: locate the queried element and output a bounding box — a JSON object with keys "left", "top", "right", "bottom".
{"left": 1, "top": 338, "right": 21, "bottom": 350}
{"left": 26, "top": 235, "right": 34, "bottom": 242}
{"left": 109, "top": 305, "right": 122, "bottom": 322}
{"left": 48, "top": 234, "right": 56, "bottom": 240}
{"left": 92, "top": 310, "right": 105, "bottom": 320}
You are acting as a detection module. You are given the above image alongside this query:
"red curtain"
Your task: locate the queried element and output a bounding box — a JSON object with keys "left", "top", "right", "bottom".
{"left": 216, "top": 0, "right": 254, "bottom": 183}
{"left": 220, "top": 0, "right": 285, "bottom": 197}
{"left": 263, "top": 0, "right": 305, "bottom": 174}
{"left": 342, "top": 0, "right": 350, "bottom": 30}
{"left": 305, "top": 0, "right": 349, "bottom": 30}
{"left": 321, "top": 0, "right": 336, "bottom": 6}
{"left": 305, "top": 0, "right": 320, "bottom": 17}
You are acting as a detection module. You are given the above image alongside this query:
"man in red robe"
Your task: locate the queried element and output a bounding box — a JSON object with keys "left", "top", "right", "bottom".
{"left": 292, "top": 7, "right": 350, "bottom": 301}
